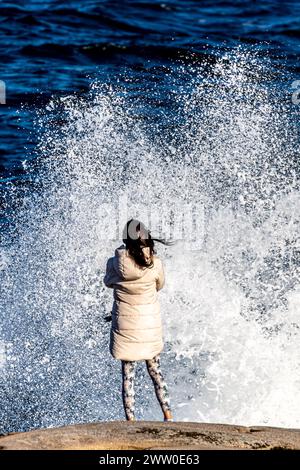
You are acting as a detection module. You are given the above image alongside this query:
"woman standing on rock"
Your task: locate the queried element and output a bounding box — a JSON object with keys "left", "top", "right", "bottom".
{"left": 104, "top": 218, "right": 173, "bottom": 422}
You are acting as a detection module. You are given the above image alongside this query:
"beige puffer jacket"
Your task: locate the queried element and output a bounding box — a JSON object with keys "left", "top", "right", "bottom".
{"left": 104, "top": 245, "right": 165, "bottom": 361}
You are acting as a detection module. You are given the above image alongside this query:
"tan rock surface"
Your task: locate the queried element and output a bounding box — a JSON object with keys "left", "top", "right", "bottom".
{"left": 1, "top": 421, "right": 300, "bottom": 450}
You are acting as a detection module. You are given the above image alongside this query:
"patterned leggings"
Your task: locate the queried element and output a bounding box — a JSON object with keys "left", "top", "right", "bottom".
{"left": 121, "top": 354, "right": 171, "bottom": 420}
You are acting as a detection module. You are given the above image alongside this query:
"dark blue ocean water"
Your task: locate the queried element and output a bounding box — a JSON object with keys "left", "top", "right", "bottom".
{"left": 1, "top": 0, "right": 300, "bottom": 178}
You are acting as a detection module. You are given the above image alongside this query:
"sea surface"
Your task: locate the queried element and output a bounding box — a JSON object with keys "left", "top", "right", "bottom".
{"left": 1, "top": 0, "right": 300, "bottom": 177}
{"left": 0, "top": 0, "right": 300, "bottom": 434}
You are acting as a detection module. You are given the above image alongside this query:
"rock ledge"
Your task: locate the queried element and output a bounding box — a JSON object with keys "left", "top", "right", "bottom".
{"left": 1, "top": 421, "right": 300, "bottom": 450}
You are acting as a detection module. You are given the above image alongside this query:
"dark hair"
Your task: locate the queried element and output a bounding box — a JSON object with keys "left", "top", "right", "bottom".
{"left": 122, "top": 218, "right": 172, "bottom": 268}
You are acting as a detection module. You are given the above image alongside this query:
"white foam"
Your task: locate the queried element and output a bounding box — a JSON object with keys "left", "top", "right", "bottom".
{"left": 1, "top": 49, "right": 299, "bottom": 432}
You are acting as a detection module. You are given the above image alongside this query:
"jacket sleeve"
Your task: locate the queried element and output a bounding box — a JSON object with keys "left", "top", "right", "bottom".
{"left": 104, "top": 258, "right": 117, "bottom": 288}
{"left": 156, "top": 258, "right": 165, "bottom": 291}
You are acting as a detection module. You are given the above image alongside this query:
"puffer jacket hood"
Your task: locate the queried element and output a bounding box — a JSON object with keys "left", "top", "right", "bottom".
{"left": 112, "top": 245, "right": 150, "bottom": 281}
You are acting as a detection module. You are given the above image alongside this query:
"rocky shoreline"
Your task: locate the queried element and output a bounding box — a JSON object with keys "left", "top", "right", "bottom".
{"left": 1, "top": 421, "right": 300, "bottom": 450}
